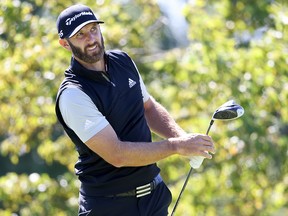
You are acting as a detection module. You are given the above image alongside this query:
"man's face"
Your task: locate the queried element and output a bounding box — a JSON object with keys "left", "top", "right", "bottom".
{"left": 67, "top": 23, "right": 105, "bottom": 64}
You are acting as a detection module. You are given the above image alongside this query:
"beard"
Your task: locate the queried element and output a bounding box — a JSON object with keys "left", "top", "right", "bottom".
{"left": 67, "top": 35, "right": 105, "bottom": 64}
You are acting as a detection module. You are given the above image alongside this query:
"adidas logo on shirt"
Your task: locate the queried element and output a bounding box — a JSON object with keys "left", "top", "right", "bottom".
{"left": 128, "top": 78, "right": 136, "bottom": 88}
{"left": 84, "top": 119, "right": 96, "bottom": 130}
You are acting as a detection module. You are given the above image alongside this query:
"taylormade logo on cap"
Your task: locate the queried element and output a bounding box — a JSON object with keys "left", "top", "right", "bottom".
{"left": 56, "top": 4, "right": 104, "bottom": 39}
{"left": 65, "top": 11, "right": 93, "bottom": 26}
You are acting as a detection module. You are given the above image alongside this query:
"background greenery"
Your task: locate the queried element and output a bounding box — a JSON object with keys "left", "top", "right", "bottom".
{"left": 0, "top": 0, "right": 287, "bottom": 215}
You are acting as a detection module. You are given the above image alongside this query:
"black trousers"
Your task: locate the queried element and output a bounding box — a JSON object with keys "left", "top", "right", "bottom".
{"left": 78, "top": 182, "right": 172, "bottom": 216}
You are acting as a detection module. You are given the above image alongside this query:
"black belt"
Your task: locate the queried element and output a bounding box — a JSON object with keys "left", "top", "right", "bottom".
{"left": 106, "top": 174, "right": 162, "bottom": 198}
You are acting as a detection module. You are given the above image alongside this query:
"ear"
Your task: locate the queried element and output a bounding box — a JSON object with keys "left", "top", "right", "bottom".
{"left": 59, "top": 39, "right": 71, "bottom": 51}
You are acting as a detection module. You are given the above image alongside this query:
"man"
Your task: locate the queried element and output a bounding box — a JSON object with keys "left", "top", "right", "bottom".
{"left": 55, "top": 4, "right": 215, "bottom": 216}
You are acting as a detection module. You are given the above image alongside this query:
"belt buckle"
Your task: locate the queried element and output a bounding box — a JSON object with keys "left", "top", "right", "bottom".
{"left": 136, "top": 183, "right": 152, "bottom": 198}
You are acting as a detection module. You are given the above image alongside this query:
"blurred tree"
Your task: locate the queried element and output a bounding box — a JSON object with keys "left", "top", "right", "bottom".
{"left": 0, "top": 0, "right": 287, "bottom": 215}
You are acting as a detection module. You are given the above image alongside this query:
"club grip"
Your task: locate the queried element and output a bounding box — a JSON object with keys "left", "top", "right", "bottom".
{"left": 189, "top": 156, "right": 205, "bottom": 169}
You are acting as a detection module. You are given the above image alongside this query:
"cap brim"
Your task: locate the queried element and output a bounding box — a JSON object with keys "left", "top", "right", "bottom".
{"left": 68, "top": 20, "right": 104, "bottom": 38}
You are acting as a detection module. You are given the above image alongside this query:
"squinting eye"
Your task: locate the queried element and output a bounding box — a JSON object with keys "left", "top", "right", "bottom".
{"left": 76, "top": 32, "right": 83, "bottom": 37}
{"left": 91, "top": 26, "right": 98, "bottom": 32}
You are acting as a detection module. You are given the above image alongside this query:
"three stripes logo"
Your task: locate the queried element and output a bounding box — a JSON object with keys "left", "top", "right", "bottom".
{"left": 136, "top": 183, "right": 152, "bottom": 198}
{"left": 128, "top": 78, "right": 136, "bottom": 88}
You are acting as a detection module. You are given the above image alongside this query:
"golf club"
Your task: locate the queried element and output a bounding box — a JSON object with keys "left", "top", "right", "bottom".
{"left": 170, "top": 100, "right": 244, "bottom": 216}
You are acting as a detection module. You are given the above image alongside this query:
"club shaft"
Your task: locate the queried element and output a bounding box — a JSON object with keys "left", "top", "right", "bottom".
{"left": 170, "top": 119, "right": 214, "bottom": 216}
{"left": 206, "top": 120, "right": 214, "bottom": 135}
{"left": 170, "top": 168, "right": 193, "bottom": 216}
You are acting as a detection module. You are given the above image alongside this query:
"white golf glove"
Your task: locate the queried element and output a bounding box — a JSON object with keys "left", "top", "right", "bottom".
{"left": 189, "top": 156, "right": 205, "bottom": 169}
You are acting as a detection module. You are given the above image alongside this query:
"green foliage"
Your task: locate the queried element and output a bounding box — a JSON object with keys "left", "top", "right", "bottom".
{"left": 0, "top": 172, "right": 78, "bottom": 215}
{"left": 0, "top": 0, "right": 287, "bottom": 215}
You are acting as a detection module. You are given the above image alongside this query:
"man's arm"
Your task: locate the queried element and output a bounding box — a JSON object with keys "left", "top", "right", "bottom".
{"left": 85, "top": 124, "right": 214, "bottom": 168}
{"left": 85, "top": 96, "right": 214, "bottom": 168}
{"left": 144, "top": 97, "right": 186, "bottom": 138}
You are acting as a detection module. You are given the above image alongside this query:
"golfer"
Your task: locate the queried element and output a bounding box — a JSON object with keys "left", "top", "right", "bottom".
{"left": 55, "top": 4, "right": 215, "bottom": 216}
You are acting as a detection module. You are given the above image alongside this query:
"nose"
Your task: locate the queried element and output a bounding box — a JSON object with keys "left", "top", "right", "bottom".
{"left": 86, "top": 31, "right": 96, "bottom": 43}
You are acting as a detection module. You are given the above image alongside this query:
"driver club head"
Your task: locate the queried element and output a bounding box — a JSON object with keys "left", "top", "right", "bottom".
{"left": 212, "top": 100, "right": 244, "bottom": 121}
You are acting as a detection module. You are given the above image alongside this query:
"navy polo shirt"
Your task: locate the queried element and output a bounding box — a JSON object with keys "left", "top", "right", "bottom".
{"left": 55, "top": 50, "right": 160, "bottom": 196}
